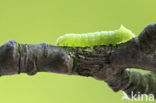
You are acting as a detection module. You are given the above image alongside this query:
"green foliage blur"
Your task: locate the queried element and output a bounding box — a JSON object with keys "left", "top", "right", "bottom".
{"left": 0, "top": 0, "right": 155, "bottom": 103}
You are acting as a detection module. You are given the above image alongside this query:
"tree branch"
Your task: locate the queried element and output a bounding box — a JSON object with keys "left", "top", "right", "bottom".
{"left": 0, "top": 40, "right": 71, "bottom": 76}
{"left": 0, "top": 23, "right": 156, "bottom": 98}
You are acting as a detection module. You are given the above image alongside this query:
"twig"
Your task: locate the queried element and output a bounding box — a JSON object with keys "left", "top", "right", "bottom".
{"left": 0, "top": 23, "right": 156, "bottom": 98}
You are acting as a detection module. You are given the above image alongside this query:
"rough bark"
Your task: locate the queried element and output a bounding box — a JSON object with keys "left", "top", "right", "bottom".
{"left": 0, "top": 41, "right": 70, "bottom": 76}
{"left": 0, "top": 23, "right": 156, "bottom": 98}
{"left": 71, "top": 23, "right": 156, "bottom": 98}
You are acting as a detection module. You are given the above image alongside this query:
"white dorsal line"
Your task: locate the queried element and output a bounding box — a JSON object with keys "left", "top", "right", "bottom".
{"left": 120, "top": 24, "right": 136, "bottom": 37}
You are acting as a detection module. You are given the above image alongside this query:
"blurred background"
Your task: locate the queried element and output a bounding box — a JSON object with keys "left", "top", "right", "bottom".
{"left": 0, "top": 0, "right": 155, "bottom": 103}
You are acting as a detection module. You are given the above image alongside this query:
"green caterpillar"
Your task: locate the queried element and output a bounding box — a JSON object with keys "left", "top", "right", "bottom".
{"left": 56, "top": 25, "right": 135, "bottom": 47}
